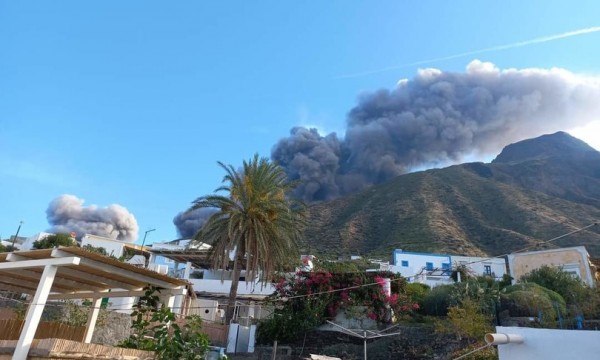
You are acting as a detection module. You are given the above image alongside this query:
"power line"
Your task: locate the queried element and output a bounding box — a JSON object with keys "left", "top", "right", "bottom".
{"left": 2, "top": 222, "right": 597, "bottom": 308}
{"left": 277, "top": 221, "right": 599, "bottom": 301}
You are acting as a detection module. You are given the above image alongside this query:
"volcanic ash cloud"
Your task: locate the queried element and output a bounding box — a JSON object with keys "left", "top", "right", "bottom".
{"left": 47, "top": 194, "right": 139, "bottom": 242}
{"left": 172, "top": 207, "right": 217, "bottom": 239}
{"left": 272, "top": 60, "right": 600, "bottom": 201}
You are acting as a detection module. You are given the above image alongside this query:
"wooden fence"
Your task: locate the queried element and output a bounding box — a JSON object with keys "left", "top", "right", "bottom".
{"left": 0, "top": 320, "right": 85, "bottom": 342}
{"left": 171, "top": 318, "right": 228, "bottom": 346}
{"left": 0, "top": 309, "right": 15, "bottom": 321}
{"left": 202, "top": 322, "right": 228, "bottom": 346}
{"left": 0, "top": 338, "right": 155, "bottom": 359}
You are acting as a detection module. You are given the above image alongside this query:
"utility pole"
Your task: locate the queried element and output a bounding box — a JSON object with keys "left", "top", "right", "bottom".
{"left": 10, "top": 221, "right": 24, "bottom": 249}
{"left": 141, "top": 228, "right": 156, "bottom": 248}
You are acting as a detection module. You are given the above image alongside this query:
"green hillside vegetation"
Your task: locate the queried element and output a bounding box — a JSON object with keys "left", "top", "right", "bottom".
{"left": 303, "top": 132, "right": 600, "bottom": 258}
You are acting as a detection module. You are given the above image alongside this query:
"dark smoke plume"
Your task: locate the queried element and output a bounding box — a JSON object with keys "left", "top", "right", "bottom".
{"left": 272, "top": 60, "right": 600, "bottom": 201}
{"left": 47, "top": 194, "right": 139, "bottom": 241}
{"left": 173, "top": 208, "right": 217, "bottom": 239}
{"left": 174, "top": 60, "right": 600, "bottom": 234}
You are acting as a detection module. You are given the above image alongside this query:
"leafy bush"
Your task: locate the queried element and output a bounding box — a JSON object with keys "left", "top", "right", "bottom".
{"left": 579, "top": 286, "right": 600, "bottom": 318}
{"left": 0, "top": 243, "right": 13, "bottom": 252}
{"left": 422, "top": 285, "right": 457, "bottom": 316}
{"left": 503, "top": 283, "right": 566, "bottom": 312}
{"left": 32, "top": 233, "right": 75, "bottom": 249}
{"left": 118, "top": 287, "right": 210, "bottom": 359}
{"left": 404, "top": 283, "right": 430, "bottom": 311}
{"left": 436, "top": 298, "right": 492, "bottom": 340}
{"left": 520, "top": 265, "right": 590, "bottom": 306}
{"left": 437, "top": 299, "right": 496, "bottom": 360}
{"left": 500, "top": 283, "right": 566, "bottom": 328}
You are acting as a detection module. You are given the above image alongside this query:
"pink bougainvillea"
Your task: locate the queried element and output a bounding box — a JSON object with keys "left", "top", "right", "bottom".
{"left": 268, "top": 270, "right": 417, "bottom": 324}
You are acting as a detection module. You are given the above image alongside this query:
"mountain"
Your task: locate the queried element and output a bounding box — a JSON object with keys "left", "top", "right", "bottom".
{"left": 303, "top": 132, "right": 600, "bottom": 258}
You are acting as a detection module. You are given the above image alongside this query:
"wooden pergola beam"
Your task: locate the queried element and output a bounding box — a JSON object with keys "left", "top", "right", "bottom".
{"left": 57, "top": 267, "right": 140, "bottom": 291}
{"left": 0, "top": 269, "right": 104, "bottom": 292}
{"left": 48, "top": 286, "right": 187, "bottom": 300}
{"left": 52, "top": 249, "right": 180, "bottom": 289}
{"left": 0, "top": 256, "right": 80, "bottom": 270}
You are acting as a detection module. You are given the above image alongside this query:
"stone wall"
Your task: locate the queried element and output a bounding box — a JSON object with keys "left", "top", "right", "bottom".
{"left": 0, "top": 297, "right": 132, "bottom": 346}
{"left": 91, "top": 311, "right": 131, "bottom": 345}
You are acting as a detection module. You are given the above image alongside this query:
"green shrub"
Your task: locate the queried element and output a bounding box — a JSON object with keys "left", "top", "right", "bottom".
{"left": 32, "top": 233, "right": 75, "bottom": 249}
{"left": 452, "top": 278, "right": 501, "bottom": 316}
{"left": 404, "top": 283, "right": 430, "bottom": 313}
{"left": 436, "top": 299, "right": 493, "bottom": 340}
{"left": 118, "top": 287, "right": 209, "bottom": 359}
{"left": 500, "top": 283, "right": 566, "bottom": 328}
{"left": 520, "top": 265, "right": 591, "bottom": 306}
{"left": 422, "top": 285, "right": 457, "bottom": 316}
{"left": 503, "top": 282, "right": 566, "bottom": 314}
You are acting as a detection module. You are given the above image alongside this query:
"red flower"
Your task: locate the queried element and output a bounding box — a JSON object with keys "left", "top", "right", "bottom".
{"left": 385, "top": 294, "right": 399, "bottom": 305}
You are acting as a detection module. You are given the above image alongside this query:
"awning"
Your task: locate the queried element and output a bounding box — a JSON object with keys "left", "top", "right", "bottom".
{"left": 0, "top": 247, "right": 190, "bottom": 360}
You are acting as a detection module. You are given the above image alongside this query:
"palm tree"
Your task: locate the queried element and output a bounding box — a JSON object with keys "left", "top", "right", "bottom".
{"left": 188, "top": 155, "right": 306, "bottom": 322}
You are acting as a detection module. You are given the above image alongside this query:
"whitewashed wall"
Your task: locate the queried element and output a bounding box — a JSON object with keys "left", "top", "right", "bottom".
{"left": 495, "top": 326, "right": 600, "bottom": 360}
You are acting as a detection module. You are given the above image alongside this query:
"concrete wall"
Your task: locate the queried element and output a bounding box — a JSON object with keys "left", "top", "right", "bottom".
{"left": 495, "top": 326, "right": 600, "bottom": 360}
{"left": 506, "top": 246, "right": 594, "bottom": 286}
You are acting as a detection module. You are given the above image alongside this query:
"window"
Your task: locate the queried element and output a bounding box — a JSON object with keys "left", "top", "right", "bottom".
{"left": 401, "top": 260, "right": 409, "bottom": 267}
{"left": 484, "top": 265, "right": 492, "bottom": 276}
{"left": 425, "top": 262, "right": 434, "bottom": 271}
{"left": 442, "top": 263, "right": 450, "bottom": 270}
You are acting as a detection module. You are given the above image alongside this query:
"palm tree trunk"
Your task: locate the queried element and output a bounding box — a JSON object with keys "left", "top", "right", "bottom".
{"left": 225, "top": 250, "right": 244, "bottom": 323}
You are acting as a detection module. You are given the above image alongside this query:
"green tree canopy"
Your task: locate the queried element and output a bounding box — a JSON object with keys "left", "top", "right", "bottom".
{"left": 32, "top": 233, "right": 76, "bottom": 249}
{"left": 520, "top": 265, "right": 590, "bottom": 305}
{"left": 189, "top": 154, "right": 306, "bottom": 322}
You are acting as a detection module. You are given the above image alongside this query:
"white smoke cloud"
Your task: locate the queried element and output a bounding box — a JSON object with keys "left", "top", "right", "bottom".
{"left": 47, "top": 194, "right": 139, "bottom": 242}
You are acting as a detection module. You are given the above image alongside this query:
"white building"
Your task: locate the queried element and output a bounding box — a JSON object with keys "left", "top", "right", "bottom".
{"left": 506, "top": 246, "right": 595, "bottom": 286}
{"left": 389, "top": 249, "right": 508, "bottom": 287}
{"left": 390, "top": 250, "right": 452, "bottom": 287}
{"left": 452, "top": 255, "right": 507, "bottom": 281}
{"left": 148, "top": 239, "right": 275, "bottom": 318}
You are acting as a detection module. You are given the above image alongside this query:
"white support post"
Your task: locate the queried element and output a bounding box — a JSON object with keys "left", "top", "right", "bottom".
{"left": 163, "top": 294, "right": 176, "bottom": 310}
{"left": 183, "top": 261, "right": 192, "bottom": 279}
{"left": 148, "top": 252, "right": 156, "bottom": 265}
{"left": 83, "top": 297, "right": 104, "bottom": 343}
{"left": 14, "top": 264, "right": 58, "bottom": 360}
{"left": 173, "top": 294, "right": 184, "bottom": 316}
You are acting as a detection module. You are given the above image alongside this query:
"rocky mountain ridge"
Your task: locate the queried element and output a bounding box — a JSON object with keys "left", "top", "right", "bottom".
{"left": 303, "top": 132, "right": 600, "bottom": 258}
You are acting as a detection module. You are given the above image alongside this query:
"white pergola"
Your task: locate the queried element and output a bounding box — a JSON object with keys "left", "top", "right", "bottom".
{"left": 0, "top": 247, "right": 190, "bottom": 360}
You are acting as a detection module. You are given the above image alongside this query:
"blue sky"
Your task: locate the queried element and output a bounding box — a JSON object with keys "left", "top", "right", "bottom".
{"left": 2, "top": 1, "right": 600, "bottom": 243}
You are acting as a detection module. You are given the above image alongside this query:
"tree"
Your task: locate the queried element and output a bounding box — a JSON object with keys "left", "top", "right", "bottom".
{"left": 189, "top": 155, "right": 307, "bottom": 322}
{"left": 0, "top": 242, "right": 18, "bottom": 252}
{"left": 520, "top": 265, "right": 590, "bottom": 306}
{"left": 32, "top": 233, "right": 75, "bottom": 249}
